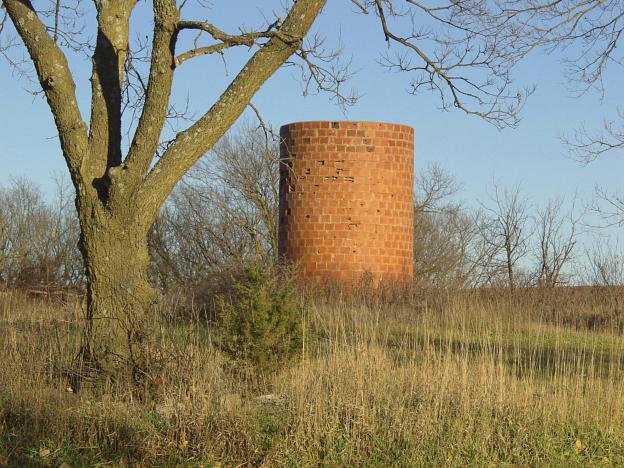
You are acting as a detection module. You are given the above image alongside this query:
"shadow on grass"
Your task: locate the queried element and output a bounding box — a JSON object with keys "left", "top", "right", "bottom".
{"left": 0, "top": 405, "right": 144, "bottom": 467}
{"left": 383, "top": 332, "right": 624, "bottom": 380}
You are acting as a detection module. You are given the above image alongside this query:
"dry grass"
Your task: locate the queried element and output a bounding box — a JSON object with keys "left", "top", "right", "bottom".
{"left": 1, "top": 287, "right": 623, "bottom": 466}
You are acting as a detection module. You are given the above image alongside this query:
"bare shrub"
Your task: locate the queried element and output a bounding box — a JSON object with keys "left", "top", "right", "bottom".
{"left": 0, "top": 177, "right": 81, "bottom": 291}
{"left": 584, "top": 238, "right": 624, "bottom": 287}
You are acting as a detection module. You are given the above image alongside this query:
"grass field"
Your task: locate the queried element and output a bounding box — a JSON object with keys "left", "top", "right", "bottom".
{"left": 1, "top": 287, "right": 623, "bottom": 466}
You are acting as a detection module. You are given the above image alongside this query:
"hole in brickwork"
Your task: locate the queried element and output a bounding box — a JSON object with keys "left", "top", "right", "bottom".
{"left": 318, "top": 160, "right": 325, "bottom": 166}
{"left": 305, "top": 168, "right": 311, "bottom": 175}
{"left": 323, "top": 176, "right": 338, "bottom": 181}
{"left": 288, "top": 185, "right": 295, "bottom": 192}
{"left": 331, "top": 122, "right": 340, "bottom": 129}
{"left": 344, "top": 176, "right": 354, "bottom": 183}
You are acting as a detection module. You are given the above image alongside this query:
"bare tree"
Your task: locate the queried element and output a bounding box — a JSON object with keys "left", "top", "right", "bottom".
{"left": 1, "top": 0, "right": 545, "bottom": 380}
{"left": 187, "top": 123, "right": 281, "bottom": 260}
{"left": 0, "top": 178, "right": 54, "bottom": 287}
{"left": 0, "top": 177, "right": 81, "bottom": 289}
{"left": 533, "top": 196, "right": 581, "bottom": 287}
{"left": 584, "top": 237, "right": 624, "bottom": 286}
{"left": 414, "top": 163, "right": 459, "bottom": 214}
{"left": 149, "top": 123, "right": 280, "bottom": 293}
{"left": 414, "top": 205, "right": 497, "bottom": 289}
{"left": 412, "top": 164, "right": 460, "bottom": 288}
{"left": 411, "top": 165, "right": 500, "bottom": 289}
{"left": 2, "top": 0, "right": 330, "bottom": 380}
{"left": 479, "top": 183, "right": 531, "bottom": 293}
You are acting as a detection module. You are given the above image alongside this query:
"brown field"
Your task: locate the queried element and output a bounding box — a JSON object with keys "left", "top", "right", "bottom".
{"left": 1, "top": 286, "right": 623, "bottom": 466}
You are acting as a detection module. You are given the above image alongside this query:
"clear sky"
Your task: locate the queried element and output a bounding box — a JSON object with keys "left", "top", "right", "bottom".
{"left": 1, "top": 0, "right": 623, "bottom": 221}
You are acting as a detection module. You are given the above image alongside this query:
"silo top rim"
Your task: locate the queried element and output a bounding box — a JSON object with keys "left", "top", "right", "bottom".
{"left": 280, "top": 120, "right": 413, "bottom": 131}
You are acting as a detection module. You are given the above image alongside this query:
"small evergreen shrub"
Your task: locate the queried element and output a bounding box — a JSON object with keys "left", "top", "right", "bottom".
{"left": 216, "top": 266, "right": 303, "bottom": 376}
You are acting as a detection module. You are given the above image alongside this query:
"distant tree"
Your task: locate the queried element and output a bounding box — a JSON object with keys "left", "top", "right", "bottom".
{"left": 149, "top": 123, "right": 280, "bottom": 293}
{"left": 584, "top": 238, "right": 624, "bottom": 286}
{"left": 479, "top": 183, "right": 531, "bottom": 293}
{"left": 533, "top": 197, "right": 581, "bottom": 287}
{"left": 412, "top": 164, "right": 495, "bottom": 289}
{"left": 0, "top": 177, "right": 81, "bottom": 289}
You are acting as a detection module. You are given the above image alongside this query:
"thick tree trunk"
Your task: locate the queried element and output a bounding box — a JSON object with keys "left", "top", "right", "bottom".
{"left": 73, "top": 207, "right": 157, "bottom": 387}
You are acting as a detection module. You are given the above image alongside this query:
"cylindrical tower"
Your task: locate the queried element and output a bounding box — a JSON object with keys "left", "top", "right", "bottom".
{"left": 278, "top": 121, "right": 414, "bottom": 284}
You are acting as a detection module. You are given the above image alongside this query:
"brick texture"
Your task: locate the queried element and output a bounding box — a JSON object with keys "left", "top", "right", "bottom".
{"left": 278, "top": 121, "right": 414, "bottom": 284}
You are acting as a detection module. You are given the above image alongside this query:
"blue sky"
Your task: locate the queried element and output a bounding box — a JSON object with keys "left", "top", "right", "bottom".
{"left": 1, "top": 0, "right": 623, "bottom": 218}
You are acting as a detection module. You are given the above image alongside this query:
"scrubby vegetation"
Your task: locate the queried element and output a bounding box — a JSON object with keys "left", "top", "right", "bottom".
{"left": 1, "top": 286, "right": 623, "bottom": 466}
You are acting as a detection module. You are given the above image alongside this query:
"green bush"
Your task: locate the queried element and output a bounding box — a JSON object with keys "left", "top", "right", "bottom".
{"left": 216, "top": 266, "right": 303, "bottom": 376}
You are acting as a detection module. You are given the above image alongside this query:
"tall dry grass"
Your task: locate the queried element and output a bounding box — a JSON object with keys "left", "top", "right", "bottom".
{"left": 1, "top": 287, "right": 623, "bottom": 466}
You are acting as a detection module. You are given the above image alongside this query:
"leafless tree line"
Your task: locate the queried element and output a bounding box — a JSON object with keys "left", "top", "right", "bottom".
{"left": 1, "top": 125, "right": 622, "bottom": 295}
{"left": 0, "top": 176, "right": 82, "bottom": 290}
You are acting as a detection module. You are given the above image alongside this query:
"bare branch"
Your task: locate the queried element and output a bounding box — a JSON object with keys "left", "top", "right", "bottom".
{"left": 562, "top": 109, "right": 624, "bottom": 163}
{"left": 414, "top": 163, "right": 460, "bottom": 214}
{"left": 2, "top": 0, "right": 87, "bottom": 181}
{"left": 350, "top": 0, "right": 369, "bottom": 14}
{"left": 174, "top": 20, "right": 282, "bottom": 66}
{"left": 287, "top": 31, "right": 359, "bottom": 109}
{"left": 373, "top": 0, "right": 532, "bottom": 129}
{"left": 588, "top": 185, "right": 624, "bottom": 229}
{"left": 138, "top": 0, "right": 326, "bottom": 218}
{"left": 123, "top": 0, "right": 179, "bottom": 184}
{"left": 53, "top": 0, "right": 59, "bottom": 43}
{"left": 85, "top": 0, "right": 136, "bottom": 190}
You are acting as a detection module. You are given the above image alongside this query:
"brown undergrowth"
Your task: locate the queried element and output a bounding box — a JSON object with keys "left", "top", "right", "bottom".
{"left": 0, "top": 286, "right": 623, "bottom": 466}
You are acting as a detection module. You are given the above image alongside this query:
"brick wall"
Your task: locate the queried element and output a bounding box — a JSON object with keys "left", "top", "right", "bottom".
{"left": 278, "top": 121, "right": 414, "bottom": 284}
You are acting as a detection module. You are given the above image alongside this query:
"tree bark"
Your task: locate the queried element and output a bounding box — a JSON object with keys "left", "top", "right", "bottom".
{"left": 73, "top": 204, "right": 157, "bottom": 386}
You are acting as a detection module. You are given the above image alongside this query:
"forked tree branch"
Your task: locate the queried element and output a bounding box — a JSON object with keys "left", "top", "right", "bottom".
{"left": 174, "top": 20, "right": 282, "bottom": 65}
{"left": 85, "top": 0, "right": 135, "bottom": 184}
{"left": 137, "top": 0, "right": 326, "bottom": 218}
{"left": 124, "top": 0, "right": 179, "bottom": 182}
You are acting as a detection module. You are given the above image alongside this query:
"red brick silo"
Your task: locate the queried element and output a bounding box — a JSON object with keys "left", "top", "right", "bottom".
{"left": 278, "top": 121, "right": 414, "bottom": 284}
